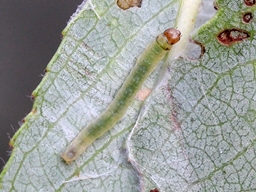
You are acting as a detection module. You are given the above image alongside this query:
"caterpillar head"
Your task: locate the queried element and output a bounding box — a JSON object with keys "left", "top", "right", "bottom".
{"left": 157, "top": 28, "right": 181, "bottom": 50}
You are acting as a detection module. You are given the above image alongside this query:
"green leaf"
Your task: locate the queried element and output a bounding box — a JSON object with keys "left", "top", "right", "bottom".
{"left": 1, "top": 0, "right": 256, "bottom": 191}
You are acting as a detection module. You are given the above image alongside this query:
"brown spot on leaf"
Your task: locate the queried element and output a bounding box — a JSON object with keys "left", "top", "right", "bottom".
{"left": 150, "top": 188, "right": 160, "bottom": 192}
{"left": 30, "top": 93, "right": 35, "bottom": 101}
{"left": 244, "top": 0, "right": 256, "bottom": 6}
{"left": 21, "top": 118, "right": 25, "bottom": 124}
{"left": 117, "top": 0, "right": 142, "bottom": 10}
{"left": 187, "top": 39, "right": 206, "bottom": 59}
{"left": 217, "top": 29, "right": 250, "bottom": 46}
{"left": 242, "top": 12, "right": 253, "bottom": 23}
{"left": 213, "top": 1, "right": 219, "bottom": 10}
{"left": 194, "top": 40, "right": 206, "bottom": 58}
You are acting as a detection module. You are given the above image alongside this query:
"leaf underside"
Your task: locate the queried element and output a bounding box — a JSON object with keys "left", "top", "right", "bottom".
{"left": 1, "top": 0, "right": 256, "bottom": 191}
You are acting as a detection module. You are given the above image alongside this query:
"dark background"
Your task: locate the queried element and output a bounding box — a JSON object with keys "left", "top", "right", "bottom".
{"left": 0, "top": 1, "right": 82, "bottom": 170}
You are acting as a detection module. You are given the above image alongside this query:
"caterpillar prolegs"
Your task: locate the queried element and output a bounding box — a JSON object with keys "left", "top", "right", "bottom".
{"left": 61, "top": 28, "right": 181, "bottom": 164}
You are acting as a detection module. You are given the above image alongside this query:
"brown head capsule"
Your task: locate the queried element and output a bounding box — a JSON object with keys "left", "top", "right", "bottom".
{"left": 156, "top": 28, "right": 181, "bottom": 50}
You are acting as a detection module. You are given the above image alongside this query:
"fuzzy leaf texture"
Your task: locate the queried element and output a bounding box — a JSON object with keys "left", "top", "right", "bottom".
{"left": 1, "top": 0, "right": 256, "bottom": 191}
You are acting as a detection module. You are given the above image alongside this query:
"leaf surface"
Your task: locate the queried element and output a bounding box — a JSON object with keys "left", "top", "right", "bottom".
{"left": 1, "top": 0, "right": 256, "bottom": 191}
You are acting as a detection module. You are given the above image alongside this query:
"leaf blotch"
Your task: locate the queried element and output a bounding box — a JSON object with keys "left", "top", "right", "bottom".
{"left": 21, "top": 118, "right": 25, "bottom": 124}
{"left": 117, "top": 0, "right": 142, "bottom": 10}
{"left": 186, "top": 39, "right": 206, "bottom": 59}
{"left": 244, "top": 0, "right": 256, "bottom": 6}
{"left": 242, "top": 12, "right": 253, "bottom": 23}
{"left": 217, "top": 29, "right": 250, "bottom": 46}
{"left": 213, "top": 2, "right": 219, "bottom": 10}
{"left": 30, "top": 93, "right": 35, "bottom": 101}
{"left": 150, "top": 188, "right": 160, "bottom": 192}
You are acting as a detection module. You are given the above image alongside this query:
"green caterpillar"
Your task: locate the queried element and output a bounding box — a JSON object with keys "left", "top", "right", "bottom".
{"left": 61, "top": 28, "right": 181, "bottom": 164}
